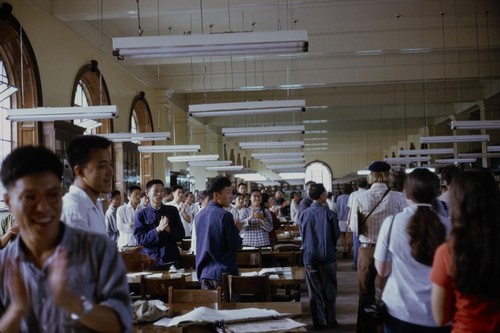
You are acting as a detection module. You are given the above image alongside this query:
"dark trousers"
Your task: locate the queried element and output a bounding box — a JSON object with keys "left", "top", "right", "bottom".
{"left": 357, "top": 247, "right": 385, "bottom": 333}
{"left": 384, "top": 313, "right": 451, "bottom": 333}
{"left": 305, "top": 262, "right": 338, "bottom": 328}
{"left": 353, "top": 232, "right": 360, "bottom": 270}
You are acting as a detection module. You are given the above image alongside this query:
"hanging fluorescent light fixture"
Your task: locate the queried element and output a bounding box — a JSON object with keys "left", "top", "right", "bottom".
{"left": 458, "top": 153, "right": 500, "bottom": 158}
{"left": 221, "top": 125, "right": 305, "bottom": 137}
{"left": 357, "top": 170, "right": 371, "bottom": 175}
{"left": 138, "top": 144, "right": 200, "bottom": 153}
{"left": 252, "top": 152, "right": 304, "bottom": 159}
{"left": 113, "top": 30, "right": 308, "bottom": 60}
{"left": 385, "top": 156, "right": 431, "bottom": 164}
{"left": 168, "top": 154, "right": 219, "bottom": 163}
{"left": 487, "top": 145, "right": 500, "bottom": 153}
{"left": 397, "top": 148, "right": 454, "bottom": 156}
{"left": 206, "top": 165, "right": 244, "bottom": 171}
{"left": 240, "top": 141, "right": 304, "bottom": 149}
{"left": 189, "top": 100, "right": 305, "bottom": 117}
{"left": 450, "top": 120, "right": 500, "bottom": 130}
{"left": 435, "top": 158, "right": 476, "bottom": 164}
{"left": 420, "top": 135, "right": 489, "bottom": 144}
{"left": 405, "top": 167, "right": 436, "bottom": 174}
{"left": 100, "top": 132, "right": 171, "bottom": 143}
{"left": 234, "top": 173, "right": 267, "bottom": 181}
{"left": 267, "top": 164, "right": 305, "bottom": 170}
{"left": 189, "top": 160, "right": 232, "bottom": 167}
{"left": 6, "top": 105, "right": 118, "bottom": 122}
{"left": 279, "top": 172, "right": 306, "bottom": 180}
{"left": 260, "top": 158, "right": 305, "bottom": 164}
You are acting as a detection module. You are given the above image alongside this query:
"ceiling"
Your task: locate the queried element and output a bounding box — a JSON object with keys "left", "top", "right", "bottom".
{"left": 29, "top": 0, "right": 500, "bottom": 177}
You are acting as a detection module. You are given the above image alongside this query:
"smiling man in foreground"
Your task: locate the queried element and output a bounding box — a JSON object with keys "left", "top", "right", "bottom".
{"left": 0, "top": 146, "right": 131, "bottom": 333}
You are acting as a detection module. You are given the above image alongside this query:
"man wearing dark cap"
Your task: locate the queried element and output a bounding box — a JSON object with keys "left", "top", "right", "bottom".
{"left": 350, "top": 161, "right": 406, "bottom": 333}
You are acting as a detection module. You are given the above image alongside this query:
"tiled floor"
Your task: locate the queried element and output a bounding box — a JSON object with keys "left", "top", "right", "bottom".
{"left": 300, "top": 250, "right": 359, "bottom": 332}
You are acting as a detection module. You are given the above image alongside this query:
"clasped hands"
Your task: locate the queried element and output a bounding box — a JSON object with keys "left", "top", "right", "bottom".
{"left": 156, "top": 216, "right": 170, "bottom": 233}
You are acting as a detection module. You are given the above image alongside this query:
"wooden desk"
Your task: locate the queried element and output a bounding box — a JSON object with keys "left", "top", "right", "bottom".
{"left": 132, "top": 302, "right": 303, "bottom": 333}
{"left": 128, "top": 267, "right": 305, "bottom": 289}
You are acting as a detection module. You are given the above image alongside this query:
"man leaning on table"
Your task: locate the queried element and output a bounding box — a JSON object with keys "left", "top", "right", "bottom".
{"left": 196, "top": 176, "right": 244, "bottom": 290}
{"left": 0, "top": 145, "right": 131, "bottom": 333}
{"left": 300, "top": 183, "right": 340, "bottom": 330}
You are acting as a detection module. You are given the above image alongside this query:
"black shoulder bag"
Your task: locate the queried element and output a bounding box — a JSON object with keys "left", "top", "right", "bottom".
{"left": 363, "top": 214, "right": 395, "bottom": 323}
{"left": 357, "top": 188, "right": 390, "bottom": 235}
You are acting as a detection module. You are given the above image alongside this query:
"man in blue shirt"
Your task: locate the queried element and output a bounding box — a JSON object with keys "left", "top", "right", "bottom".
{"left": 300, "top": 183, "right": 340, "bottom": 330}
{"left": 134, "top": 179, "right": 184, "bottom": 270}
{"left": 196, "top": 176, "right": 243, "bottom": 290}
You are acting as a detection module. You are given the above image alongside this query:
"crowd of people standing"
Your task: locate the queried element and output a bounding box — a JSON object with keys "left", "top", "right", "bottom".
{"left": 0, "top": 135, "right": 498, "bottom": 332}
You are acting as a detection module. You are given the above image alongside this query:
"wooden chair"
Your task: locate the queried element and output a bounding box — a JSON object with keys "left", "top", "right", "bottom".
{"left": 179, "top": 252, "right": 196, "bottom": 269}
{"left": 167, "top": 286, "right": 222, "bottom": 317}
{"left": 234, "top": 249, "right": 262, "bottom": 268}
{"left": 270, "top": 245, "right": 302, "bottom": 302}
{"left": 140, "top": 275, "right": 186, "bottom": 302}
{"left": 222, "top": 274, "right": 271, "bottom": 303}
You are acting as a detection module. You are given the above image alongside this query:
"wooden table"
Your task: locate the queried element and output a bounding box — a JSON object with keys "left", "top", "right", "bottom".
{"left": 128, "top": 267, "right": 305, "bottom": 289}
{"left": 132, "top": 302, "right": 303, "bottom": 333}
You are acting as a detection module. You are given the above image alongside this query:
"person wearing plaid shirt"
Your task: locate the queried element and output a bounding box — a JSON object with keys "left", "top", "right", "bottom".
{"left": 240, "top": 190, "right": 273, "bottom": 247}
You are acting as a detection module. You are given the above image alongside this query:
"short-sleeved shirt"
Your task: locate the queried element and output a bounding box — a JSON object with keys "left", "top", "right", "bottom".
{"left": 0, "top": 224, "right": 132, "bottom": 333}
{"left": 240, "top": 206, "right": 273, "bottom": 247}
{"left": 430, "top": 244, "right": 500, "bottom": 333}
{"left": 61, "top": 185, "right": 106, "bottom": 235}
{"left": 374, "top": 206, "right": 451, "bottom": 326}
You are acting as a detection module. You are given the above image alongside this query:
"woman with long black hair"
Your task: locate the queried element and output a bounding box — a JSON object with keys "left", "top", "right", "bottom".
{"left": 375, "top": 168, "right": 451, "bottom": 332}
{"left": 431, "top": 169, "right": 500, "bottom": 332}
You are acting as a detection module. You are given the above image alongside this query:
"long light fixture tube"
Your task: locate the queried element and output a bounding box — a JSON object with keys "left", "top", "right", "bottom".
{"left": 189, "top": 160, "right": 233, "bottom": 167}
{"left": 385, "top": 156, "right": 431, "bottom": 164}
{"left": 252, "top": 152, "right": 304, "bottom": 159}
{"left": 222, "top": 125, "right": 305, "bottom": 137}
{"left": 240, "top": 141, "right": 304, "bottom": 149}
{"left": 487, "top": 145, "right": 500, "bottom": 153}
{"left": 206, "top": 165, "right": 244, "bottom": 171}
{"left": 138, "top": 145, "right": 200, "bottom": 153}
{"left": 420, "top": 135, "right": 489, "bottom": 144}
{"left": 113, "top": 30, "right": 308, "bottom": 60}
{"left": 397, "top": 148, "right": 454, "bottom": 156}
{"left": 101, "top": 132, "right": 171, "bottom": 143}
{"left": 435, "top": 158, "right": 476, "bottom": 164}
{"left": 6, "top": 106, "right": 118, "bottom": 122}
{"left": 450, "top": 120, "right": 500, "bottom": 130}
{"left": 189, "top": 100, "right": 305, "bottom": 118}
{"left": 167, "top": 155, "right": 219, "bottom": 163}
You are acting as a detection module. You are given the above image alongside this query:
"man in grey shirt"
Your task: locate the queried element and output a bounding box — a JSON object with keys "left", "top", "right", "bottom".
{"left": 0, "top": 145, "right": 131, "bottom": 333}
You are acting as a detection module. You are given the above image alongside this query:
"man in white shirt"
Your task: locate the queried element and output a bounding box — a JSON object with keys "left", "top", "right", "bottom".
{"left": 61, "top": 135, "right": 113, "bottom": 235}
{"left": 116, "top": 185, "right": 141, "bottom": 250}
{"left": 350, "top": 161, "right": 406, "bottom": 333}
{"left": 290, "top": 191, "right": 301, "bottom": 224}
{"left": 105, "top": 190, "right": 121, "bottom": 243}
{"left": 347, "top": 178, "right": 369, "bottom": 271}
{"left": 167, "top": 186, "right": 193, "bottom": 237}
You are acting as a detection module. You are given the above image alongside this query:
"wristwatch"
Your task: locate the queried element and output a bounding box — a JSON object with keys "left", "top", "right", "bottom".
{"left": 70, "top": 295, "right": 94, "bottom": 320}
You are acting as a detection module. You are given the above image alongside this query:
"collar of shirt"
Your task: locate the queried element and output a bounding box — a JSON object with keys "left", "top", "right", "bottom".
{"left": 67, "top": 185, "right": 102, "bottom": 212}
{"left": 368, "top": 182, "right": 389, "bottom": 193}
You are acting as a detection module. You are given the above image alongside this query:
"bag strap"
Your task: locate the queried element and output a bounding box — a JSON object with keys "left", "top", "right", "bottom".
{"left": 360, "top": 188, "right": 391, "bottom": 225}
{"left": 383, "top": 215, "right": 396, "bottom": 261}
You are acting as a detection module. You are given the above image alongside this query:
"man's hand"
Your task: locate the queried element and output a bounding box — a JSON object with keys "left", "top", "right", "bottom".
{"left": 6, "top": 258, "right": 29, "bottom": 313}
{"left": 156, "top": 216, "right": 170, "bottom": 233}
{"left": 9, "top": 224, "right": 20, "bottom": 235}
{"left": 120, "top": 246, "right": 154, "bottom": 272}
{"left": 234, "top": 218, "right": 244, "bottom": 231}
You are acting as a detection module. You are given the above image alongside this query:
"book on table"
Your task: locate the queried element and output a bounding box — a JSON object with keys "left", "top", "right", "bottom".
{"left": 240, "top": 267, "right": 285, "bottom": 277}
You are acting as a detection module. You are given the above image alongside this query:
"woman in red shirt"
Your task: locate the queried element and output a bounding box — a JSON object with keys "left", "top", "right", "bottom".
{"left": 430, "top": 169, "right": 500, "bottom": 332}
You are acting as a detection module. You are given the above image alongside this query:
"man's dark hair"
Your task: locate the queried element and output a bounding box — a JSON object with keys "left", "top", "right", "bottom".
{"left": 309, "top": 183, "right": 327, "bottom": 200}
{"left": 441, "top": 165, "right": 460, "bottom": 185}
{"left": 145, "top": 179, "right": 164, "bottom": 192}
{"left": 127, "top": 185, "right": 141, "bottom": 196}
{"left": 198, "top": 190, "right": 208, "bottom": 202}
{"left": 172, "top": 185, "right": 184, "bottom": 192}
{"left": 238, "top": 183, "right": 247, "bottom": 189}
{"left": 233, "top": 192, "right": 244, "bottom": 200}
{"left": 356, "top": 178, "right": 368, "bottom": 189}
{"left": 66, "top": 135, "right": 112, "bottom": 170}
{"left": 163, "top": 187, "right": 172, "bottom": 196}
{"left": 206, "top": 176, "right": 232, "bottom": 199}
{"left": 1, "top": 145, "right": 63, "bottom": 189}
{"left": 140, "top": 191, "right": 148, "bottom": 198}
{"left": 184, "top": 191, "right": 193, "bottom": 199}
{"left": 108, "top": 190, "right": 121, "bottom": 199}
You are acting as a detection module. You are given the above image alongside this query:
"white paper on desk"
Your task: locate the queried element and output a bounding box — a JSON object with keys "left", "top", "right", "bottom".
{"left": 148, "top": 273, "right": 163, "bottom": 278}
{"left": 153, "top": 317, "right": 172, "bottom": 326}
{"left": 225, "top": 318, "right": 306, "bottom": 333}
{"left": 240, "top": 271, "right": 259, "bottom": 277}
{"left": 268, "top": 274, "right": 279, "bottom": 280}
{"left": 165, "top": 306, "right": 281, "bottom": 327}
{"left": 127, "top": 272, "right": 152, "bottom": 278}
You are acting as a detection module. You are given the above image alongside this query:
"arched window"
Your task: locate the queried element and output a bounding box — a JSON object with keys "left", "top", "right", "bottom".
{"left": 305, "top": 161, "right": 333, "bottom": 192}
{"left": 0, "top": 3, "right": 43, "bottom": 149}
{"left": 71, "top": 60, "right": 113, "bottom": 134}
{"left": 0, "top": 60, "right": 13, "bottom": 161}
